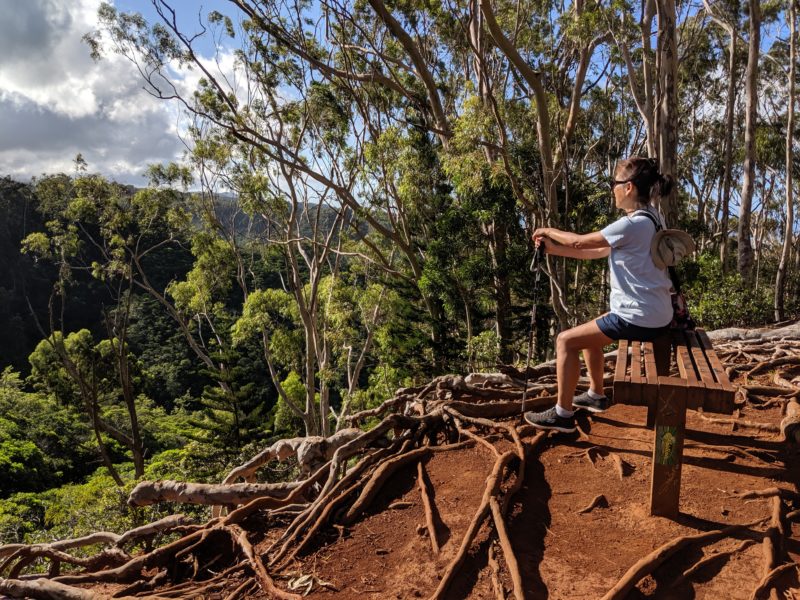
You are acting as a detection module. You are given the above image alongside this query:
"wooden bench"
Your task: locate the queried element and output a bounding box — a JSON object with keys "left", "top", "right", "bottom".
{"left": 612, "top": 328, "right": 736, "bottom": 518}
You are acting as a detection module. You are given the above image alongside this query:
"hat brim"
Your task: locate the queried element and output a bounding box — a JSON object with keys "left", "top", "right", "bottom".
{"left": 651, "top": 230, "right": 695, "bottom": 269}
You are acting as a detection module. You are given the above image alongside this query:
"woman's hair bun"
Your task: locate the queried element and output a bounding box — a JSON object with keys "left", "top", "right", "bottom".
{"left": 657, "top": 173, "right": 674, "bottom": 198}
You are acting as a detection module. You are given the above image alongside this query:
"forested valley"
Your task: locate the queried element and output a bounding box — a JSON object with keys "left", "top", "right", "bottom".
{"left": 2, "top": 0, "right": 800, "bottom": 595}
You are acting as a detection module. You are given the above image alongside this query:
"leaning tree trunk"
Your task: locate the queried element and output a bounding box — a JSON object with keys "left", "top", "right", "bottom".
{"left": 642, "top": 0, "right": 658, "bottom": 158}
{"left": 775, "top": 0, "right": 796, "bottom": 322}
{"left": 738, "top": 0, "right": 761, "bottom": 281}
{"left": 720, "top": 13, "right": 738, "bottom": 273}
{"left": 479, "top": 0, "right": 570, "bottom": 331}
{"left": 655, "top": 0, "right": 680, "bottom": 226}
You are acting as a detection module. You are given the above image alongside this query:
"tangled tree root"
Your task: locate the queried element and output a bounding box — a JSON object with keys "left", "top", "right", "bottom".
{"left": 1, "top": 330, "right": 796, "bottom": 599}
{"left": 0, "top": 369, "right": 555, "bottom": 599}
{"left": 601, "top": 519, "right": 768, "bottom": 600}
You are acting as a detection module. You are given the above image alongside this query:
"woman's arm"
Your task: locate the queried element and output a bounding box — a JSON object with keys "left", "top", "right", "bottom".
{"left": 534, "top": 227, "right": 610, "bottom": 249}
{"left": 534, "top": 228, "right": 611, "bottom": 259}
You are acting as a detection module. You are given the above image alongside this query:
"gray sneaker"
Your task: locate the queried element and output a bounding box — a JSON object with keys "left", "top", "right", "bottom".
{"left": 572, "top": 391, "right": 609, "bottom": 413}
{"left": 524, "top": 407, "right": 576, "bottom": 433}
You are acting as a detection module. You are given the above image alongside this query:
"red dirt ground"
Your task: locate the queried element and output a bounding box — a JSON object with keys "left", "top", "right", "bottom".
{"left": 64, "top": 366, "right": 800, "bottom": 600}
{"left": 274, "top": 391, "right": 800, "bottom": 599}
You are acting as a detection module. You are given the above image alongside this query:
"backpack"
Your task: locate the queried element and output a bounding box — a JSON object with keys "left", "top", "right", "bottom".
{"left": 632, "top": 209, "right": 696, "bottom": 331}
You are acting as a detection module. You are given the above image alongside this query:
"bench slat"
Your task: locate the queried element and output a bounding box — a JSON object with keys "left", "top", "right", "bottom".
{"left": 695, "top": 329, "right": 736, "bottom": 413}
{"left": 686, "top": 331, "right": 717, "bottom": 387}
{"left": 673, "top": 330, "right": 705, "bottom": 410}
{"left": 686, "top": 331, "right": 727, "bottom": 412}
{"left": 695, "top": 329, "right": 736, "bottom": 389}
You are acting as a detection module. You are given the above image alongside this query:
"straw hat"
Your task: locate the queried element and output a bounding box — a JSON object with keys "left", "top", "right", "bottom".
{"left": 651, "top": 230, "right": 695, "bottom": 269}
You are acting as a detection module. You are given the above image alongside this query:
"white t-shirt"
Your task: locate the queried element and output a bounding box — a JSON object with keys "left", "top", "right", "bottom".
{"left": 600, "top": 210, "right": 673, "bottom": 328}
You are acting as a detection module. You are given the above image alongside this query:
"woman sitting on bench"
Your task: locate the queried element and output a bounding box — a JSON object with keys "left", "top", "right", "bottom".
{"left": 524, "top": 157, "right": 674, "bottom": 433}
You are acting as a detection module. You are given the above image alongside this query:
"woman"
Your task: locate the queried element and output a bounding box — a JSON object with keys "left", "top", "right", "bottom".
{"left": 524, "top": 157, "right": 674, "bottom": 433}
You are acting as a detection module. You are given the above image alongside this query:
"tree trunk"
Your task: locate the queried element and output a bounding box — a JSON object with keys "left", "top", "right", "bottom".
{"left": 720, "top": 15, "right": 738, "bottom": 272}
{"left": 109, "top": 294, "right": 145, "bottom": 479}
{"left": 486, "top": 219, "right": 513, "bottom": 364}
{"left": 738, "top": 0, "right": 761, "bottom": 280}
{"left": 117, "top": 344, "right": 144, "bottom": 478}
{"left": 656, "top": 0, "right": 680, "bottom": 225}
{"left": 775, "top": 0, "right": 795, "bottom": 321}
{"left": 642, "top": 0, "right": 658, "bottom": 158}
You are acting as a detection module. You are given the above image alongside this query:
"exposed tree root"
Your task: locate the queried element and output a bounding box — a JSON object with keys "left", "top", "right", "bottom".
{"left": 0, "top": 577, "right": 147, "bottom": 600}
{"left": 733, "top": 487, "right": 800, "bottom": 501}
{"left": 761, "top": 496, "right": 785, "bottom": 576}
{"left": 749, "top": 562, "right": 799, "bottom": 600}
{"left": 669, "top": 539, "right": 757, "bottom": 588}
{"left": 577, "top": 494, "right": 609, "bottom": 514}
{"left": 417, "top": 461, "right": 440, "bottom": 554}
{"left": 128, "top": 480, "right": 305, "bottom": 507}
{"left": 487, "top": 545, "right": 505, "bottom": 600}
{"left": 342, "top": 445, "right": 432, "bottom": 524}
{"left": 489, "top": 497, "right": 524, "bottom": 600}
{"left": 455, "top": 421, "right": 501, "bottom": 456}
{"left": 600, "top": 521, "right": 765, "bottom": 600}
{"left": 0, "top": 515, "right": 196, "bottom": 581}
{"left": 429, "top": 450, "right": 516, "bottom": 600}
{"left": 2, "top": 346, "right": 793, "bottom": 600}
{"left": 228, "top": 524, "right": 300, "bottom": 600}
{"left": 221, "top": 428, "right": 363, "bottom": 484}
{"left": 697, "top": 413, "right": 780, "bottom": 433}
{"left": 745, "top": 356, "right": 800, "bottom": 382}
{"left": 781, "top": 399, "right": 800, "bottom": 443}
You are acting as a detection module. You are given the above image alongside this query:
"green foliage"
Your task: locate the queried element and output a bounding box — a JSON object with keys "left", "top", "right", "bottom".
{"left": 0, "top": 492, "right": 47, "bottom": 543}
{"left": 0, "top": 369, "right": 94, "bottom": 496}
{"left": 682, "top": 254, "right": 773, "bottom": 329}
{"left": 467, "top": 330, "right": 501, "bottom": 370}
{"left": 273, "top": 371, "right": 306, "bottom": 437}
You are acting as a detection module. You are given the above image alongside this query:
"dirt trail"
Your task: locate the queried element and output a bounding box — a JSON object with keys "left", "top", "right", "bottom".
{"left": 3, "top": 337, "right": 800, "bottom": 600}
{"left": 293, "top": 401, "right": 799, "bottom": 599}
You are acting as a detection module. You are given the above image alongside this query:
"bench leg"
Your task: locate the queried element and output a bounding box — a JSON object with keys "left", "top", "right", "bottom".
{"left": 649, "top": 381, "right": 687, "bottom": 518}
{"left": 646, "top": 399, "right": 657, "bottom": 429}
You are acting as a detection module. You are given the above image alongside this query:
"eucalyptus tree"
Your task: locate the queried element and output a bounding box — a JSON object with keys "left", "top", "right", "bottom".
{"left": 22, "top": 174, "right": 161, "bottom": 481}
{"left": 775, "top": 0, "right": 796, "bottom": 321}
{"left": 739, "top": 0, "right": 763, "bottom": 279}
{"left": 703, "top": 0, "right": 742, "bottom": 269}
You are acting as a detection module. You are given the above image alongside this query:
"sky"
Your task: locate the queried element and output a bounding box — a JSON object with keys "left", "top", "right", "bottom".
{"left": 0, "top": 0, "right": 228, "bottom": 186}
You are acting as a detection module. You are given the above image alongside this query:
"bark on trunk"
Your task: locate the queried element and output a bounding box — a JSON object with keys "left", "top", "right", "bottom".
{"left": 656, "top": 0, "right": 680, "bottom": 225}
{"left": 775, "top": 0, "right": 795, "bottom": 321}
{"left": 738, "top": 0, "right": 761, "bottom": 280}
{"left": 721, "top": 19, "right": 737, "bottom": 272}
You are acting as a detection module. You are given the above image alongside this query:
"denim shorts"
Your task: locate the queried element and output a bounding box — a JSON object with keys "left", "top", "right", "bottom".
{"left": 596, "top": 313, "right": 669, "bottom": 342}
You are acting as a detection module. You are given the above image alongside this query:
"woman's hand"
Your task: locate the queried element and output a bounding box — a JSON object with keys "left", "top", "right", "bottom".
{"left": 531, "top": 227, "right": 551, "bottom": 247}
{"left": 532, "top": 228, "right": 557, "bottom": 254}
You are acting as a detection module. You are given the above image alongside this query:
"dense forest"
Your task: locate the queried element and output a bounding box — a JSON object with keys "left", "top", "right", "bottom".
{"left": 1, "top": 0, "right": 799, "bottom": 552}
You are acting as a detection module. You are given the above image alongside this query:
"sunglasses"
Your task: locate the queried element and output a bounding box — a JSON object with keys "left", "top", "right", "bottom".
{"left": 609, "top": 177, "right": 634, "bottom": 190}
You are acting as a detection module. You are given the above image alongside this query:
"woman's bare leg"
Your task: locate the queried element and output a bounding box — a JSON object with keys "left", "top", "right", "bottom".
{"left": 582, "top": 345, "right": 607, "bottom": 395}
{"left": 556, "top": 319, "right": 613, "bottom": 411}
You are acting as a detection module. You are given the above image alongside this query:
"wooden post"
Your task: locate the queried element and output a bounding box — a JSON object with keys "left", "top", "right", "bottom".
{"left": 650, "top": 377, "right": 687, "bottom": 518}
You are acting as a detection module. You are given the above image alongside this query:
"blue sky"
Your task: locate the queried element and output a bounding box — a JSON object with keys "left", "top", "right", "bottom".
{"left": 0, "top": 0, "right": 231, "bottom": 185}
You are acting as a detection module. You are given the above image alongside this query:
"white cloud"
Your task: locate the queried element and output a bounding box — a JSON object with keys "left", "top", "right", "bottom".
{"left": 0, "top": 0, "right": 196, "bottom": 184}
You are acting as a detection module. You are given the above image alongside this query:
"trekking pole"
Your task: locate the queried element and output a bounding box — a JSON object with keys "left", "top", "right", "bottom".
{"left": 521, "top": 243, "right": 545, "bottom": 417}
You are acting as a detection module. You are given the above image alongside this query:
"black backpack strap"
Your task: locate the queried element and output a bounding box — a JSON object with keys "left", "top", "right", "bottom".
{"left": 632, "top": 208, "right": 662, "bottom": 232}
{"left": 668, "top": 266, "right": 682, "bottom": 294}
